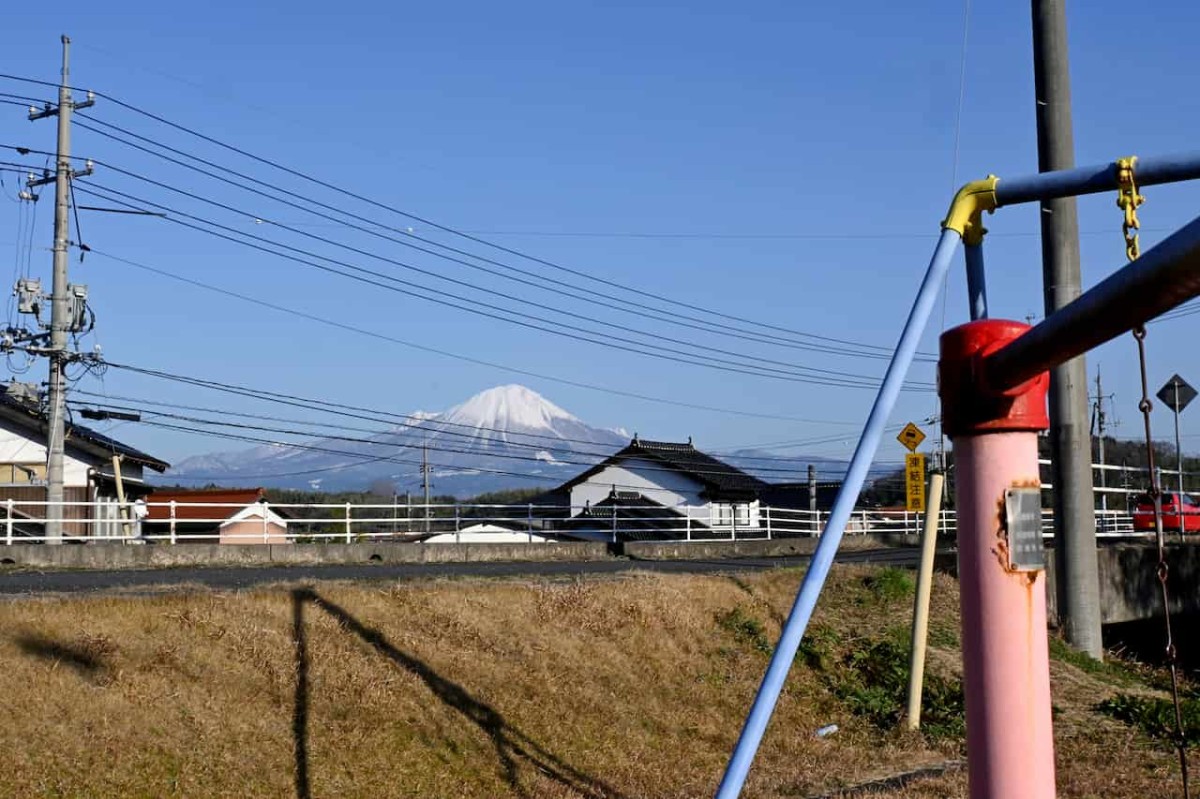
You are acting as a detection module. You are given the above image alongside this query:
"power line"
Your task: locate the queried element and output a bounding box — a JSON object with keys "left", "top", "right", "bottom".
{"left": 41, "top": 145, "right": 928, "bottom": 382}
{"left": 1154, "top": 299, "right": 1200, "bottom": 324}
{"left": 63, "top": 159, "right": 919, "bottom": 385}
{"left": 135, "top": 417, "right": 568, "bottom": 485}
{"left": 451, "top": 228, "right": 1179, "bottom": 240}
{"left": 138, "top": 417, "right": 849, "bottom": 489}
{"left": 118, "top": 410, "right": 816, "bottom": 486}
{"left": 78, "top": 86, "right": 916, "bottom": 355}
{"left": 70, "top": 114, "right": 912, "bottom": 363}
{"left": 72, "top": 179, "right": 929, "bottom": 390}
{"left": 77, "top": 371, "right": 852, "bottom": 479}
{"left": 86, "top": 247, "right": 861, "bottom": 424}
{"left": 0, "top": 74, "right": 930, "bottom": 357}
{"left": 72, "top": 386, "right": 861, "bottom": 474}
{"left": 83, "top": 364, "right": 865, "bottom": 478}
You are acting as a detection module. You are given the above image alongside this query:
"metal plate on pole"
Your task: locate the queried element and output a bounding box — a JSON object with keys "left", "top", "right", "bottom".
{"left": 1005, "top": 488, "right": 1045, "bottom": 571}
{"left": 1156, "top": 374, "right": 1197, "bottom": 413}
{"left": 905, "top": 453, "right": 926, "bottom": 513}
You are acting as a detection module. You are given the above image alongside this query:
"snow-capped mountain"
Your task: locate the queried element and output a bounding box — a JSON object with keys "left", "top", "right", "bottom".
{"left": 167, "top": 385, "right": 629, "bottom": 496}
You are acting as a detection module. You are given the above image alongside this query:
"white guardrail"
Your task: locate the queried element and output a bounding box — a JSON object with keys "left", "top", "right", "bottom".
{"left": 0, "top": 500, "right": 1146, "bottom": 545}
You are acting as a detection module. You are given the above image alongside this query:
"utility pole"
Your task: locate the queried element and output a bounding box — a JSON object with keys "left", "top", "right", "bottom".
{"left": 1094, "top": 368, "right": 1108, "bottom": 516}
{"left": 1031, "top": 0, "right": 1103, "bottom": 658}
{"left": 422, "top": 441, "right": 431, "bottom": 533}
{"left": 807, "top": 464, "right": 817, "bottom": 534}
{"left": 25, "top": 36, "right": 94, "bottom": 543}
{"left": 1121, "top": 458, "right": 1131, "bottom": 512}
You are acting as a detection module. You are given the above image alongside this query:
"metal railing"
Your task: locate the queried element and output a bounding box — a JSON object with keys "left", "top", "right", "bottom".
{"left": 0, "top": 499, "right": 1146, "bottom": 544}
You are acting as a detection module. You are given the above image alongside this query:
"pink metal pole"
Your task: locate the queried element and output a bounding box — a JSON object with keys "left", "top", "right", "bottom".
{"left": 941, "top": 319, "right": 1056, "bottom": 799}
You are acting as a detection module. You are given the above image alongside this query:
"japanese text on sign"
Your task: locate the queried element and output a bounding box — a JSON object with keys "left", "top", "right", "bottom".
{"left": 905, "top": 452, "right": 926, "bottom": 513}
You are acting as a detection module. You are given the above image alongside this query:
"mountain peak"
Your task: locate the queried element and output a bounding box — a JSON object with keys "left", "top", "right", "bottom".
{"left": 169, "top": 383, "right": 628, "bottom": 495}
{"left": 440, "top": 384, "right": 578, "bottom": 434}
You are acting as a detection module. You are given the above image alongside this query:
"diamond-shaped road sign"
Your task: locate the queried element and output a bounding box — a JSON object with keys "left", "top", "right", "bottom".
{"left": 897, "top": 421, "right": 926, "bottom": 453}
{"left": 1157, "top": 374, "right": 1197, "bottom": 414}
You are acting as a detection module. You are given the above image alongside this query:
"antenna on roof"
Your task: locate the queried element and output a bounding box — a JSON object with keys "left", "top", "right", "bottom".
{"left": 688, "top": 436, "right": 693, "bottom": 447}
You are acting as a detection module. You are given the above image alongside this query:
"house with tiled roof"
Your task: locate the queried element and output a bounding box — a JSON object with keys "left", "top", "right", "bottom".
{"left": 549, "top": 436, "right": 769, "bottom": 540}
{"left": 0, "top": 383, "right": 169, "bottom": 538}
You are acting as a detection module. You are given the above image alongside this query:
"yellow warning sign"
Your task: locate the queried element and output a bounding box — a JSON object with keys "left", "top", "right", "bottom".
{"left": 905, "top": 453, "right": 927, "bottom": 513}
{"left": 897, "top": 421, "right": 926, "bottom": 452}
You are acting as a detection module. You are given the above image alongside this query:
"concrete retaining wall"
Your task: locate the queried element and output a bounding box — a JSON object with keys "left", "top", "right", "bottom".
{"left": 0, "top": 541, "right": 611, "bottom": 570}
{"left": 0, "top": 534, "right": 925, "bottom": 571}
{"left": 1045, "top": 544, "right": 1200, "bottom": 625}
{"left": 622, "top": 533, "right": 921, "bottom": 560}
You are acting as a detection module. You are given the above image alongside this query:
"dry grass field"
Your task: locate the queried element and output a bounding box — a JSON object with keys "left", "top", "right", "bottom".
{"left": 0, "top": 564, "right": 1188, "bottom": 798}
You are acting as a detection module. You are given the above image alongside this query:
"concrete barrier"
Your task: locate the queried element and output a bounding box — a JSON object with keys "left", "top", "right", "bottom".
{"left": 0, "top": 534, "right": 929, "bottom": 571}
{"left": 1045, "top": 544, "right": 1200, "bottom": 625}
{"left": 621, "top": 533, "right": 921, "bottom": 561}
{"left": 0, "top": 541, "right": 611, "bottom": 570}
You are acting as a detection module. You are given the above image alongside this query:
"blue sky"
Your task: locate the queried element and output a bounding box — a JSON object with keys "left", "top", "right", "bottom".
{"left": 3, "top": 1, "right": 1200, "bottom": 480}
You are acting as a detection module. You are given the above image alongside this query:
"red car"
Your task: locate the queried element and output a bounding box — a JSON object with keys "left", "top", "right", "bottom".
{"left": 1131, "top": 492, "right": 1200, "bottom": 532}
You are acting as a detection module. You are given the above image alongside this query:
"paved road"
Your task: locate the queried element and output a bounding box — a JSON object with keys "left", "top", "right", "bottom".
{"left": 0, "top": 547, "right": 918, "bottom": 598}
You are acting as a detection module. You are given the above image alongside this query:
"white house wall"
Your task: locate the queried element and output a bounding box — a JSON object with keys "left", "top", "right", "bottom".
{"left": 0, "top": 419, "right": 90, "bottom": 486}
{"left": 568, "top": 457, "right": 762, "bottom": 530}
{"left": 569, "top": 457, "right": 706, "bottom": 511}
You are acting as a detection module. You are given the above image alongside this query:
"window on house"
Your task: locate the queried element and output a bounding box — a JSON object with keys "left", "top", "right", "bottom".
{"left": 713, "top": 503, "right": 732, "bottom": 526}
{"left": 736, "top": 503, "right": 751, "bottom": 526}
{"left": 0, "top": 462, "right": 46, "bottom": 484}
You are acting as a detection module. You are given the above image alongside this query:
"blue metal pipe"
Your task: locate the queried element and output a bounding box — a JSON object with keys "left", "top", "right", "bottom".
{"left": 994, "top": 152, "right": 1200, "bottom": 207}
{"left": 964, "top": 243, "right": 988, "bottom": 321}
{"left": 987, "top": 209, "right": 1200, "bottom": 391}
{"left": 714, "top": 228, "right": 962, "bottom": 798}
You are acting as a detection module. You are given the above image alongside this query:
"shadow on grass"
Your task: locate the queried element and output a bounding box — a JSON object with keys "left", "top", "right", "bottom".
{"left": 804, "top": 759, "right": 965, "bottom": 798}
{"left": 291, "top": 587, "right": 625, "bottom": 799}
{"left": 13, "top": 632, "right": 112, "bottom": 681}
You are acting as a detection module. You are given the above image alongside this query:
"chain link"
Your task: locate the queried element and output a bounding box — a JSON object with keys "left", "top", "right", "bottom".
{"left": 1117, "top": 157, "right": 1146, "bottom": 261}
{"left": 1130, "top": 291, "right": 1191, "bottom": 796}
{"left": 1121, "top": 159, "right": 1189, "bottom": 792}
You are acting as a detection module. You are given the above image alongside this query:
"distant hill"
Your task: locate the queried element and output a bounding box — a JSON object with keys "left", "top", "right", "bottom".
{"left": 167, "top": 384, "right": 900, "bottom": 498}
{"left": 167, "top": 385, "right": 629, "bottom": 497}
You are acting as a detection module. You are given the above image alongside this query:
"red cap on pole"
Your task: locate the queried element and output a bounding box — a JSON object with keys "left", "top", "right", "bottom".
{"left": 940, "top": 319, "right": 1050, "bottom": 437}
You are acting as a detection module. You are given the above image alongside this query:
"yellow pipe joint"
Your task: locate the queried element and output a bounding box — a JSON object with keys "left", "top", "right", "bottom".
{"left": 942, "top": 176, "right": 999, "bottom": 246}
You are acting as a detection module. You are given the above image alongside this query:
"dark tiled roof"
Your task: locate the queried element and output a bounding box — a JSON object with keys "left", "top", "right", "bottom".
{"left": 628, "top": 438, "right": 768, "bottom": 498}
{"left": 557, "top": 437, "right": 767, "bottom": 501}
{"left": 563, "top": 490, "right": 716, "bottom": 542}
{"left": 0, "top": 390, "right": 170, "bottom": 472}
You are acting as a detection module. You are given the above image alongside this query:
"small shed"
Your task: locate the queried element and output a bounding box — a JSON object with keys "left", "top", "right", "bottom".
{"left": 143, "top": 488, "right": 289, "bottom": 544}
{"left": 218, "top": 501, "right": 290, "bottom": 544}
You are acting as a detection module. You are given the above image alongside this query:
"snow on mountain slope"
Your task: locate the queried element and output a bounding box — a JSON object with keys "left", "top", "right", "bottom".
{"left": 441, "top": 385, "right": 576, "bottom": 434}
{"left": 168, "top": 385, "right": 628, "bottom": 495}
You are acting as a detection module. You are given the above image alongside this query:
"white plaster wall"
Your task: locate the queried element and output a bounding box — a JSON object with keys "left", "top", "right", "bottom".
{"left": 569, "top": 458, "right": 706, "bottom": 512}
{"left": 566, "top": 458, "right": 762, "bottom": 531}
{"left": 0, "top": 420, "right": 89, "bottom": 486}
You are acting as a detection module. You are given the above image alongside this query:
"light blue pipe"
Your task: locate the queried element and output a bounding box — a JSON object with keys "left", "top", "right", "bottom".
{"left": 965, "top": 243, "right": 988, "bottom": 321}
{"left": 993, "top": 151, "right": 1200, "bottom": 207}
{"left": 714, "top": 228, "right": 962, "bottom": 798}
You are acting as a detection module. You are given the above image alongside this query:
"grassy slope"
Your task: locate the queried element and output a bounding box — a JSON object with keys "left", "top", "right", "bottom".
{"left": 0, "top": 565, "right": 1185, "bottom": 798}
